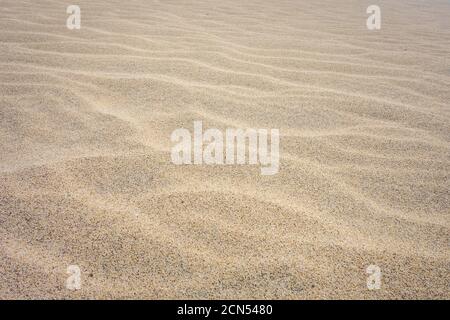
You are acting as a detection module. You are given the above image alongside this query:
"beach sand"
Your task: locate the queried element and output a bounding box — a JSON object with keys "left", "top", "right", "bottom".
{"left": 0, "top": 0, "right": 449, "bottom": 299}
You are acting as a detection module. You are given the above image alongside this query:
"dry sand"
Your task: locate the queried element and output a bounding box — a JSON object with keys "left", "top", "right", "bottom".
{"left": 0, "top": 0, "right": 449, "bottom": 299}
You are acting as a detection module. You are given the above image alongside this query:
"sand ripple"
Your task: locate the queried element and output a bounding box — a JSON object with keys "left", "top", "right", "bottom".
{"left": 0, "top": 0, "right": 449, "bottom": 299}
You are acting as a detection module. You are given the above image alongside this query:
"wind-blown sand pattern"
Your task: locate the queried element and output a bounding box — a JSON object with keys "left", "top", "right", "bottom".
{"left": 0, "top": 0, "right": 449, "bottom": 299}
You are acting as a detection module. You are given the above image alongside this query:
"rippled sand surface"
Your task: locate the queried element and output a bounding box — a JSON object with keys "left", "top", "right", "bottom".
{"left": 0, "top": 0, "right": 449, "bottom": 299}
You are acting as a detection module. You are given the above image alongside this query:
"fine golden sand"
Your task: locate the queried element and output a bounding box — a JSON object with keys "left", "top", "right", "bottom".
{"left": 0, "top": 0, "right": 449, "bottom": 299}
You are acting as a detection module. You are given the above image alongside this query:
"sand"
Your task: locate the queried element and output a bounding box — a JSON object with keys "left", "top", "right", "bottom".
{"left": 0, "top": 0, "right": 449, "bottom": 299}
